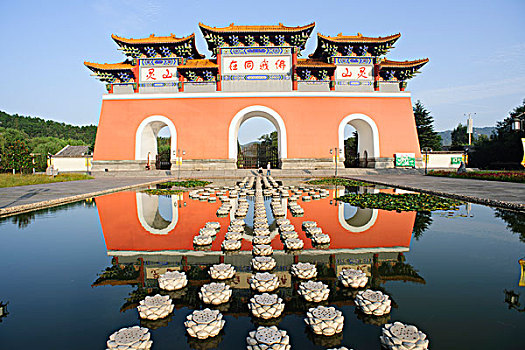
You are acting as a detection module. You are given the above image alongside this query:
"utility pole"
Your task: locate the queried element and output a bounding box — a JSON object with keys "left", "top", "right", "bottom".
{"left": 330, "top": 148, "right": 341, "bottom": 177}
{"left": 465, "top": 113, "right": 475, "bottom": 145}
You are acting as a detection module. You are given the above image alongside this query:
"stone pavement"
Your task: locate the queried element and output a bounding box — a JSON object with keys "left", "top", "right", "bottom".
{"left": 0, "top": 176, "right": 172, "bottom": 217}
{"left": 345, "top": 174, "right": 525, "bottom": 211}
{"left": 1, "top": 169, "right": 523, "bottom": 217}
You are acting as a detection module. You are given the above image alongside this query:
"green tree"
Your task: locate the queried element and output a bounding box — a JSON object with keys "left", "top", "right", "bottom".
{"left": 470, "top": 99, "right": 525, "bottom": 169}
{"left": 1, "top": 139, "right": 32, "bottom": 172}
{"left": 451, "top": 123, "right": 469, "bottom": 150}
{"left": 412, "top": 211, "right": 433, "bottom": 240}
{"left": 413, "top": 101, "right": 441, "bottom": 150}
{"left": 344, "top": 131, "right": 358, "bottom": 167}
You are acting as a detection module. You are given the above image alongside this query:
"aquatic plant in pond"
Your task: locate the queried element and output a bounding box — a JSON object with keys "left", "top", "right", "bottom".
{"left": 306, "top": 177, "right": 373, "bottom": 187}
{"left": 142, "top": 188, "right": 184, "bottom": 195}
{"left": 336, "top": 193, "right": 462, "bottom": 211}
{"left": 160, "top": 180, "right": 212, "bottom": 188}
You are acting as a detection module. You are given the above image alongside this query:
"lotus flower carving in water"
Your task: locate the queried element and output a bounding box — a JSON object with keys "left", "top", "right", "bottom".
{"left": 137, "top": 294, "right": 174, "bottom": 320}
{"left": 305, "top": 306, "right": 344, "bottom": 336}
{"left": 246, "top": 326, "right": 291, "bottom": 350}
{"left": 338, "top": 268, "right": 368, "bottom": 288}
{"left": 379, "top": 321, "right": 429, "bottom": 350}
{"left": 209, "top": 263, "right": 236, "bottom": 280}
{"left": 253, "top": 244, "right": 273, "bottom": 256}
{"left": 185, "top": 308, "right": 225, "bottom": 340}
{"left": 199, "top": 282, "right": 232, "bottom": 305}
{"left": 291, "top": 262, "right": 318, "bottom": 279}
{"left": 251, "top": 256, "right": 277, "bottom": 271}
{"left": 106, "top": 326, "right": 152, "bottom": 350}
{"left": 158, "top": 271, "right": 188, "bottom": 291}
{"left": 355, "top": 289, "right": 391, "bottom": 316}
{"left": 248, "top": 293, "right": 285, "bottom": 319}
{"left": 298, "top": 280, "right": 330, "bottom": 302}
{"left": 250, "top": 272, "right": 279, "bottom": 292}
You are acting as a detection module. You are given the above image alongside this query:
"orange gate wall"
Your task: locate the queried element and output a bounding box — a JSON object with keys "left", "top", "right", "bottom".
{"left": 93, "top": 95, "right": 421, "bottom": 161}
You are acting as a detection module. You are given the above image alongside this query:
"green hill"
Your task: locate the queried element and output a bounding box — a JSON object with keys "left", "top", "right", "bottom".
{"left": 0, "top": 110, "right": 97, "bottom": 145}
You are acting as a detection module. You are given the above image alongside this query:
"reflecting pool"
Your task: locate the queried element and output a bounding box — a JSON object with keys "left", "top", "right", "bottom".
{"left": 0, "top": 178, "right": 524, "bottom": 349}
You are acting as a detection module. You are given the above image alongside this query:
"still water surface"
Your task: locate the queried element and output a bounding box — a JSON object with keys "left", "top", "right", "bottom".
{"left": 0, "top": 181, "right": 523, "bottom": 349}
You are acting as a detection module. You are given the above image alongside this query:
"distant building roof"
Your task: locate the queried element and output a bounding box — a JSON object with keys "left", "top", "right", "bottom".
{"left": 54, "top": 145, "right": 90, "bottom": 157}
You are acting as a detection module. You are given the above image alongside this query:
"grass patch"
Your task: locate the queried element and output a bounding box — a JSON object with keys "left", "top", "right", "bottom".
{"left": 306, "top": 177, "right": 372, "bottom": 187}
{"left": 0, "top": 173, "right": 93, "bottom": 188}
{"left": 336, "top": 192, "right": 462, "bottom": 211}
{"left": 428, "top": 170, "right": 525, "bottom": 183}
{"left": 160, "top": 180, "right": 211, "bottom": 188}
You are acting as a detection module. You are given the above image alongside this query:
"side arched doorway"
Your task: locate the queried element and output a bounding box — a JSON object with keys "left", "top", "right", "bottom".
{"left": 135, "top": 115, "right": 177, "bottom": 170}
{"left": 338, "top": 114, "right": 379, "bottom": 168}
{"left": 229, "top": 106, "right": 287, "bottom": 169}
{"left": 136, "top": 192, "right": 178, "bottom": 235}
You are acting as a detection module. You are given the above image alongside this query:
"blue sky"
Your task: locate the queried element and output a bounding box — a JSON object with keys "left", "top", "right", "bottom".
{"left": 0, "top": 0, "right": 523, "bottom": 142}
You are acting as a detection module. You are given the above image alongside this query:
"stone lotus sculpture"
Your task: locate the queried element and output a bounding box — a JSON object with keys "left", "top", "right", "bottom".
{"left": 246, "top": 326, "right": 291, "bottom": 350}
{"left": 158, "top": 271, "right": 188, "bottom": 291}
{"left": 279, "top": 224, "right": 295, "bottom": 232}
{"left": 248, "top": 293, "right": 285, "bottom": 319}
{"left": 199, "top": 227, "right": 217, "bottom": 237}
{"left": 194, "top": 235, "right": 213, "bottom": 246}
{"left": 355, "top": 289, "right": 391, "bottom": 316}
{"left": 216, "top": 208, "right": 229, "bottom": 216}
{"left": 380, "top": 322, "right": 429, "bottom": 350}
{"left": 273, "top": 210, "right": 286, "bottom": 217}
{"left": 302, "top": 221, "right": 317, "bottom": 230}
{"left": 225, "top": 232, "right": 243, "bottom": 241}
{"left": 251, "top": 256, "right": 277, "bottom": 271}
{"left": 230, "top": 219, "right": 245, "bottom": 226}
{"left": 253, "top": 235, "right": 272, "bottom": 245}
{"left": 228, "top": 224, "right": 245, "bottom": 233}
{"left": 250, "top": 272, "right": 279, "bottom": 292}
{"left": 280, "top": 231, "right": 298, "bottom": 240}
{"left": 222, "top": 239, "right": 242, "bottom": 251}
{"left": 276, "top": 218, "right": 290, "bottom": 226}
{"left": 254, "top": 228, "right": 271, "bottom": 236}
{"left": 205, "top": 222, "right": 221, "bottom": 230}
{"left": 209, "top": 263, "right": 236, "bottom": 280}
{"left": 306, "top": 227, "right": 323, "bottom": 236}
{"left": 291, "top": 262, "right": 318, "bottom": 279}
{"left": 184, "top": 308, "right": 225, "bottom": 340}
{"left": 305, "top": 306, "right": 344, "bottom": 336}
{"left": 311, "top": 233, "right": 330, "bottom": 245}
{"left": 137, "top": 294, "right": 174, "bottom": 320}
{"left": 338, "top": 268, "right": 368, "bottom": 288}
{"left": 284, "top": 238, "right": 304, "bottom": 250}
{"left": 298, "top": 281, "right": 330, "bottom": 302}
{"left": 253, "top": 244, "right": 273, "bottom": 256}
{"left": 106, "top": 326, "right": 152, "bottom": 350}
{"left": 199, "top": 282, "right": 232, "bottom": 305}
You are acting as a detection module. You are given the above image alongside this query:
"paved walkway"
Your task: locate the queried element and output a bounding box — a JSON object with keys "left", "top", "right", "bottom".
{"left": 0, "top": 177, "right": 172, "bottom": 217}
{"left": 1, "top": 170, "right": 523, "bottom": 217}
{"left": 345, "top": 174, "right": 525, "bottom": 211}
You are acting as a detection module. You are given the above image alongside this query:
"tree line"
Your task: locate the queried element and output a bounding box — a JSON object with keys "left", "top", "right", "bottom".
{"left": 0, "top": 110, "right": 96, "bottom": 172}
{"left": 413, "top": 99, "right": 525, "bottom": 169}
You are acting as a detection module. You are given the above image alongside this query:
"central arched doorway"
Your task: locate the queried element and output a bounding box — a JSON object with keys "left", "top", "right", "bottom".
{"left": 338, "top": 114, "right": 379, "bottom": 168}
{"left": 229, "top": 106, "right": 287, "bottom": 169}
{"left": 135, "top": 115, "right": 177, "bottom": 170}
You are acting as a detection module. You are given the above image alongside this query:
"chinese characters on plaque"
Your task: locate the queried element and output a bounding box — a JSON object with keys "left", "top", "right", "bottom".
{"left": 139, "top": 67, "right": 178, "bottom": 82}
{"left": 222, "top": 56, "right": 291, "bottom": 75}
{"left": 335, "top": 65, "right": 373, "bottom": 81}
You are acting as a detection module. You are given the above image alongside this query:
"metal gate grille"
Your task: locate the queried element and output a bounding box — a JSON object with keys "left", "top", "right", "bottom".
{"left": 237, "top": 143, "right": 280, "bottom": 169}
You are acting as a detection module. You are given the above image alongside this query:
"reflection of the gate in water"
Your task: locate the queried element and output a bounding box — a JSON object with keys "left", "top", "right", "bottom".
{"left": 237, "top": 143, "right": 280, "bottom": 169}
